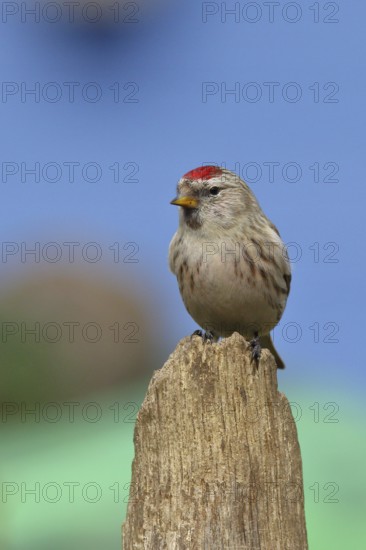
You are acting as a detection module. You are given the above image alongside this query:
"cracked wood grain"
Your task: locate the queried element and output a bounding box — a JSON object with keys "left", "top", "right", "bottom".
{"left": 123, "top": 332, "right": 308, "bottom": 550}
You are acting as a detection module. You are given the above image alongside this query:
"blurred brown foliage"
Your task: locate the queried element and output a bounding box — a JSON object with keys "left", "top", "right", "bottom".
{"left": 0, "top": 271, "right": 156, "bottom": 402}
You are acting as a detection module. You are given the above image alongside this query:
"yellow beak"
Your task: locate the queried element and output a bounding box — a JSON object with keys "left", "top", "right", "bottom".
{"left": 170, "top": 196, "right": 199, "bottom": 209}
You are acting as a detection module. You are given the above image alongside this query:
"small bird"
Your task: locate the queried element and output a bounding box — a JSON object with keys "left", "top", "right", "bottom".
{"left": 169, "top": 165, "right": 291, "bottom": 369}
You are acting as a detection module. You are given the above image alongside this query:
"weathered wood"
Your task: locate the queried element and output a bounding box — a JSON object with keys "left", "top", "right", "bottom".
{"left": 123, "top": 332, "right": 308, "bottom": 549}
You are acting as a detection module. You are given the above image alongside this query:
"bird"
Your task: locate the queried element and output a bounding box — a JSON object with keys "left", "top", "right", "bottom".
{"left": 169, "top": 165, "right": 291, "bottom": 369}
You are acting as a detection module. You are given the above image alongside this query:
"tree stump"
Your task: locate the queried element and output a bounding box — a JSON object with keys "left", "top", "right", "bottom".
{"left": 122, "top": 332, "right": 308, "bottom": 549}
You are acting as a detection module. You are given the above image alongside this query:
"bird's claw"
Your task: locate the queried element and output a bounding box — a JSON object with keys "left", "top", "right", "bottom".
{"left": 191, "top": 329, "right": 214, "bottom": 343}
{"left": 250, "top": 334, "right": 261, "bottom": 364}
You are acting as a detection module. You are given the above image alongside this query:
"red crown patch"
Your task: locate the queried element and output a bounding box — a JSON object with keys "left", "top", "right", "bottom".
{"left": 183, "top": 166, "right": 223, "bottom": 180}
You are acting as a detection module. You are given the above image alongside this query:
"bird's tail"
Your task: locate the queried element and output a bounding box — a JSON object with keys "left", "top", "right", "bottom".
{"left": 260, "top": 334, "right": 285, "bottom": 369}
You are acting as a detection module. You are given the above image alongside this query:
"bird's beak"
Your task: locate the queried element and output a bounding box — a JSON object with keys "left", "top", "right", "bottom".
{"left": 170, "top": 196, "right": 199, "bottom": 209}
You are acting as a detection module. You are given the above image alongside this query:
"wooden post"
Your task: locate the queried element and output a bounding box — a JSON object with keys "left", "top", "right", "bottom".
{"left": 123, "top": 332, "right": 308, "bottom": 549}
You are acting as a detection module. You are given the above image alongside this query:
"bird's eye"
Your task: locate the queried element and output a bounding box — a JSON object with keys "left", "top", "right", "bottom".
{"left": 209, "top": 187, "right": 220, "bottom": 196}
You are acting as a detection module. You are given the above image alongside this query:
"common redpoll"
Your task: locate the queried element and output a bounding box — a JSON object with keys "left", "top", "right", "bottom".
{"left": 169, "top": 165, "right": 291, "bottom": 369}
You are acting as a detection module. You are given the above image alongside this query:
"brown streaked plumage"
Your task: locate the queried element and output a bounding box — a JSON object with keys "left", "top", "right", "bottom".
{"left": 169, "top": 166, "right": 292, "bottom": 369}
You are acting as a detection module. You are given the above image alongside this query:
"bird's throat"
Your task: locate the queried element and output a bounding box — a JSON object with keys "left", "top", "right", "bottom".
{"left": 183, "top": 208, "right": 202, "bottom": 230}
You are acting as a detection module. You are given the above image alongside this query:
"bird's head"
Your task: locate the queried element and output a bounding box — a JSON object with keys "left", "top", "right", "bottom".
{"left": 171, "top": 166, "right": 263, "bottom": 233}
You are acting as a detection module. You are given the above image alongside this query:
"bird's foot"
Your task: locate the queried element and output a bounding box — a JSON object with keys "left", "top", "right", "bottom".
{"left": 249, "top": 333, "right": 261, "bottom": 364}
{"left": 191, "top": 329, "right": 214, "bottom": 343}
